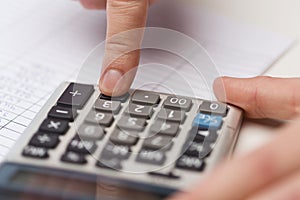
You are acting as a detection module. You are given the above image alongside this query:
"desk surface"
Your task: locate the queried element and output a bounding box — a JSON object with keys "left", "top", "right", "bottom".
{"left": 196, "top": 0, "right": 300, "bottom": 155}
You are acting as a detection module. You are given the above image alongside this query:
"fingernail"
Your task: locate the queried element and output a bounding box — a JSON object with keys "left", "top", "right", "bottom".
{"left": 100, "top": 69, "right": 124, "bottom": 94}
{"left": 213, "top": 77, "right": 226, "bottom": 101}
{"left": 80, "top": 0, "right": 97, "bottom": 9}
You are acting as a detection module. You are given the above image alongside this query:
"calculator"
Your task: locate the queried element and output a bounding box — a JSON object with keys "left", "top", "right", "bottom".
{"left": 0, "top": 82, "right": 243, "bottom": 200}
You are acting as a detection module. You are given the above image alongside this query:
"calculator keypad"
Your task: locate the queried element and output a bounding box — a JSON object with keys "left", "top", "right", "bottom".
{"left": 22, "top": 82, "right": 233, "bottom": 177}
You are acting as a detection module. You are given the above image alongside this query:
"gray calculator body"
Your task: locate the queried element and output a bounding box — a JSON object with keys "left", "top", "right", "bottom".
{"left": 0, "top": 82, "right": 243, "bottom": 200}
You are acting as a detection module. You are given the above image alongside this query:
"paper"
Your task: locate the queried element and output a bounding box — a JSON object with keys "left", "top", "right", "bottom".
{"left": 0, "top": 0, "right": 293, "bottom": 162}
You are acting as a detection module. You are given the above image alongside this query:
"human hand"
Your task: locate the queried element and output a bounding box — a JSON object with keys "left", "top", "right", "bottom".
{"left": 80, "top": 0, "right": 157, "bottom": 96}
{"left": 170, "top": 76, "right": 300, "bottom": 200}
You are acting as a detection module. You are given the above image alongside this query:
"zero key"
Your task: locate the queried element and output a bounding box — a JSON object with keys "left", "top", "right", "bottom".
{"left": 57, "top": 83, "right": 94, "bottom": 109}
{"left": 199, "top": 101, "right": 227, "bottom": 116}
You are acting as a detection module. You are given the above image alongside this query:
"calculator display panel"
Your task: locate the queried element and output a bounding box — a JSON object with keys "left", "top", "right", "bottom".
{"left": 0, "top": 163, "right": 166, "bottom": 200}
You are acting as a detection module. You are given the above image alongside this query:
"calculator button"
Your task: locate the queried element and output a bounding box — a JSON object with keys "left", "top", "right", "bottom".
{"left": 61, "top": 152, "right": 87, "bottom": 164}
{"left": 199, "top": 101, "right": 227, "bottom": 116}
{"left": 67, "top": 138, "right": 97, "bottom": 154}
{"left": 94, "top": 99, "right": 121, "bottom": 114}
{"left": 110, "top": 129, "right": 138, "bottom": 146}
{"left": 176, "top": 155, "right": 205, "bottom": 171}
{"left": 39, "top": 119, "right": 69, "bottom": 135}
{"left": 189, "top": 127, "right": 219, "bottom": 144}
{"left": 48, "top": 106, "right": 77, "bottom": 121}
{"left": 85, "top": 111, "right": 114, "bottom": 127}
{"left": 157, "top": 109, "right": 185, "bottom": 123}
{"left": 150, "top": 121, "right": 179, "bottom": 137}
{"left": 163, "top": 96, "right": 192, "bottom": 111}
{"left": 183, "top": 136, "right": 212, "bottom": 159}
{"left": 131, "top": 91, "right": 160, "bottom": 105}
{"left": 99, "top": 92, "right": 129, "bottom": 103}
{"left": 77, "top": 124, "right": 105, "bottom": 140}
{"left": 193, "top": 113, "right": 223, "bottom": 130}
{"left": 101, "top": 143, "right": 131, "bottom": 160}
{"left": 57, "top": 83, "right": 94, "bottom": 109}
{"left": 117, "top": 116, "right": 146, "bottom": 131}
{"left": 29, "top": 133, "right": 60, "bottom": 149}
{"left": 96, "top": 158, "right": 123, "bottom": 170}
{"left": 22, "top": 146, "right": 49, "bottom": 159}
{"left": 143, "top": 136, "right": 173, "bottom": 150}
{"left": 136, "top": 149, "right": 166, "bottom": 165}
{"left": 125, "top": 104, "right": 153, "bottom": 119}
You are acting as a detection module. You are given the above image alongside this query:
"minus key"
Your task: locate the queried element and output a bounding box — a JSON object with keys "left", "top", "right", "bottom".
{"left": 48, "top": 106, "right": 77, "bottom": 121}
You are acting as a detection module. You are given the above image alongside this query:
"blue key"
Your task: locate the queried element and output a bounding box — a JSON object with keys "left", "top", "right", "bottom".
{"left": 193, "top": 113, "right": 223, "bottom": 130}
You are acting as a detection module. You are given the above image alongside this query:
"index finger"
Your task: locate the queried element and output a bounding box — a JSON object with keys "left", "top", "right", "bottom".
{"left": 99, "top": 0, "right": 149, "bottom": 96}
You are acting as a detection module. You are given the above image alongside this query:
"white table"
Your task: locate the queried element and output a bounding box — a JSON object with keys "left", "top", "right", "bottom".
{"left": 195, "top": 0, "right": 300, "bottom": 155}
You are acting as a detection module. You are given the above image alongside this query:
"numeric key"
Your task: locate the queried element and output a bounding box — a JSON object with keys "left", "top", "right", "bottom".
{"left": 157, "top": 109, "right": 185, "bottom": 123}
{"left": 61, "top": 152, "right": 87, "bottom": 164}
{"left": 143, "top": 136, "right": 173, "bottom": 150}
{"left": 150, "top": 121, "right": 179, "bottom": 137}
{"left": 163, "top": 95, "right": 192, "bottom": 111}
{"left": 199, "top": 101, "right": 227, "bottom": 116}
{"left": 77, "top": 124, "right": 105, "bottom": 140}
{"left": 85, "top": 110, "right": 114, "bottom": 127}
{"left": 110, "top": 129, "right": 139, "bottom": 146}
{"left": 117, "top": 116, "right": 146, "bottom": 131}
{"left": 125, "top": 104, "right": 153, "bottom": 119}
{"left": 94, "top": 99, "right": 121, "bottom": 114}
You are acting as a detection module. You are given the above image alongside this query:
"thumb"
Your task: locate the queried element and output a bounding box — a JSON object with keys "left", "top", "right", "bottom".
{"left": 213, "top": 76, "right": 300, "bottom": 120}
